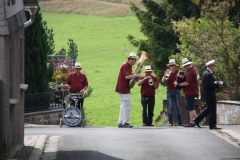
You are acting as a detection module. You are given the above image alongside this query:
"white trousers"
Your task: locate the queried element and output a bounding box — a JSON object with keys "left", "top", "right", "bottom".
{"left": 118, "top": 94, "right": 132, "bottom": 124}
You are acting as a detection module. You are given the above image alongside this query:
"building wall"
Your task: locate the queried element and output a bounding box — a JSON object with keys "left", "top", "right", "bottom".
{"left": 5, "top": 0, "right": 24, "bottom": 19}
{"left": 0, "top": 27, "right": 25, "bottom": 158}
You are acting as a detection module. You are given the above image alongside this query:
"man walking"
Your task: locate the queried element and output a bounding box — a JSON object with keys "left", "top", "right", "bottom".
{"left": 193, "top": 60, "right": 221, "bottom": 130}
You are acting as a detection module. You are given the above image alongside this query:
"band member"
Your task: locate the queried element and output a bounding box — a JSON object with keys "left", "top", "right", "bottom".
{"left": 174, "top": 58, "right": 198, "bottom": 127}
{"left": 162, "top": 59, "right": 183, "bottom": 126}
{"left": 193, "top": 60, "right": 222, "bottom": 130}
{"left": 115, "top": 52, "right": 142, "bottom": 128}
{"left": 138, "top": 65, "right": 159, "bottom": 126}
{"left": 66, "top": 62, "right": 88, "bottom": 113}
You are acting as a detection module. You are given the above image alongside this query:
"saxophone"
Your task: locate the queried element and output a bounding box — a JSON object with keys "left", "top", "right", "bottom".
{"left": 129, "top": 51, "right": 152, "bottom": 89}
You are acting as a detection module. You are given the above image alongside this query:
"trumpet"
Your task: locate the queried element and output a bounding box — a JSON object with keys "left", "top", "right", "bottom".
{"left": 148, "top": 77, "right": 153, "bottom": 85}
{"left": 164, "top": 69, "right": 172, "bottom": 80}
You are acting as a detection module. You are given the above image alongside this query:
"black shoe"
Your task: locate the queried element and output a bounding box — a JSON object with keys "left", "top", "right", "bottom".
{"left": 210, "top": 126, "right": 222, "bottom": 130}
{"left": 118, "top": 123, "right": 123, "bottom": 128}
{"left": 178, "top": 123, "right": 184, "bottom": 126}
{"left": 193, "top": 119, "right": 201, "bottom": 128}
{"left": 147, "top": 124, "right": 154, "bottom": 126}
{"left": 123, "top": 123, "right": 133, "bottom": 128}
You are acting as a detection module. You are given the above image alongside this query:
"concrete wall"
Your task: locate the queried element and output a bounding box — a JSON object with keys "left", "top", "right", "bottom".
{"left": 0, "top": 27, "right": 25, "bottom": 158}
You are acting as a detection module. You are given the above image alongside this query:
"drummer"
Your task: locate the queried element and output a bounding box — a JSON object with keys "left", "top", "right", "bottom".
{"left": 66, "top": 62, "right": 88, "bottom": 111}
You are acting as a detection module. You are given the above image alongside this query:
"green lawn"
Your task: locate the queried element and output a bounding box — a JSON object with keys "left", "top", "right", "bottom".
{"left": 42, "top": 12, "right": 166, "bottom": 126}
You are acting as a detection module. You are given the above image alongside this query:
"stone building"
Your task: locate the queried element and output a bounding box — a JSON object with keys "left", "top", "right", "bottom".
{"left": 0, "top": 0, "right": 37, "bottom": 158}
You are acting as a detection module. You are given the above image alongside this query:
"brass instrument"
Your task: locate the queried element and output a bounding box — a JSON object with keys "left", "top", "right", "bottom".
{"left": 148, "top": 77, "right": 153, "bottom": 85}
{"left": 164, "top": 69, "right": 172, "bottom": 80}
{"left": 129, "top": 51, "right": 152, "bottom": 89}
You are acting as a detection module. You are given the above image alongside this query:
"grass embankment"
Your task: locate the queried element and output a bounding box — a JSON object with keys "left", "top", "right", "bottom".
{"left": 42, "top": 10, "right": 166, "bottom": 127}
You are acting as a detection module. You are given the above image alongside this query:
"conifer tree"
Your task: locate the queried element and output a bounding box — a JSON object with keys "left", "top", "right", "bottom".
{"left": 25, "top": 1, "right": 54, "bottom": 94}
{"left": 67, "top": 39, "right": 78, "bottom": 59}
{"left": 127, "top": 0, "right": 199, "bottom": 78}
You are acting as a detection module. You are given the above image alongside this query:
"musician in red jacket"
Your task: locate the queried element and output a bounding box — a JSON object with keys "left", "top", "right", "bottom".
{"left": 162, "top": 59, "right": 183, "bottom": 126}
{"left": 174, "top": 58, "right": 198, "bottom": 127}
{"left": 66, "top": 62, "right": 88, "bottom": 111}
{"left": 115, "top": 52, "right": 142, "bottom": 128}
{"left": 138, "top": 65, "right": 159, "bottom": 126}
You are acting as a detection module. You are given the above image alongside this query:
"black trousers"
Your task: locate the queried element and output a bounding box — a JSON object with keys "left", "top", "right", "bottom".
{"left": 141, "top": 95, "right": 155, "bottom": 125}
{"left": 194, "top": 101, "right": 216, "bottom": 128}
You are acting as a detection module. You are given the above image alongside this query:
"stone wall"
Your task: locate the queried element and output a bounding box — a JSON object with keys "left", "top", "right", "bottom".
{"left": 217, "top": 101, "right": 240, "bottom": 125}
{"left": 25, "top": 109, "right": 64, "bottom": 125}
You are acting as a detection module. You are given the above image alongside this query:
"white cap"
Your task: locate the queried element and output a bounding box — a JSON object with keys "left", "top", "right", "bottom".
{"left": 74, "top": 62, "right": 82, "bottom": 69}
{"left": 127, "top": 52, "right": 137, "bottom": 59}
{"left": 145, "top": 65, "right": 154, "bottom": 72}
{"left": 182, "top": 58, "right": 193, "bottom": 67}
{"left": 206, "top": 60, "right": 216, "bottom": 67}
{"left": 166, "top": 59, "right": 178, "bottom": 66}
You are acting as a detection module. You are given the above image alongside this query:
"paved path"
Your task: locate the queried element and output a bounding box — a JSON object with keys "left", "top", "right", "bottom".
{"left": 23, "top": 124, "right": 240, "bottom": 160}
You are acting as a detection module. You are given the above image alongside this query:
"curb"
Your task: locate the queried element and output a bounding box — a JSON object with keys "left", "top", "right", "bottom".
{"left": 221, "top": 129, "right": 240, "bottom": 142}
{"left": 28, "top": 135, "right": 47, "bottom": 160}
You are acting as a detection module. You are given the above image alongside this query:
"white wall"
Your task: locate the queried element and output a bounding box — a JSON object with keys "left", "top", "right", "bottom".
{"left": 5, "top": 0, "right": 24, "bottom": 19}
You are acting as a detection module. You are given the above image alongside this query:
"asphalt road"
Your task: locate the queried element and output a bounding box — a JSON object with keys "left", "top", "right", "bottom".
{"left": 25, "top": 125, "right": 240, "bottom": 160}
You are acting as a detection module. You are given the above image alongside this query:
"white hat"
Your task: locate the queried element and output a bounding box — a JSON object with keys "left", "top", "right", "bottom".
{"left": 74, "top": 62, "right": 82, "bottom": 69}
{"left": 166, "top": 59, "right": 178, "bottom": 66}
{"left": 126, "top": 52, "right": 137, "bottom": 59}
{"left": 182, "top": 58, "right": 193, "bottom": 67}
{"left": 145, "top": 65, "right": 154, "bottom": 72}
{"left": 206, "top": 60, "right": 216, "bottom": 67}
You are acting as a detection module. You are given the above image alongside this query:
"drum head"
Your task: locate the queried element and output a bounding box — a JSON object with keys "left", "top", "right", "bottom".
{"left": 62, "top": 106, "right": 82, "bottom": 127}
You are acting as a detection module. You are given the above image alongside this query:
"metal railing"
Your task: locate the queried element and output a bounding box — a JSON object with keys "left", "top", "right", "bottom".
{"left": 25, "top": 89, "right": 67, "bottom": 113}
{"left": 25, "top": 86, "right": 93, "bottom": 113}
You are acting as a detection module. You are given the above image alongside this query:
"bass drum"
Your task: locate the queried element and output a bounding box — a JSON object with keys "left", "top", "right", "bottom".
{"left": 62, "top": 106, "right": 82, "bottom": 127}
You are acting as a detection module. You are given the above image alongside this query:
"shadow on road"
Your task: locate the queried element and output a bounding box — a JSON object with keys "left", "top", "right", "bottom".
{"left": 56, "top": 150, "right": 124, "bottom": 160}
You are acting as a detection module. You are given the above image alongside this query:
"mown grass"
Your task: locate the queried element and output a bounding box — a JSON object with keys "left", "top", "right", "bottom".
{"left": 42, "top": 12, "right": 166, "bottom": 127}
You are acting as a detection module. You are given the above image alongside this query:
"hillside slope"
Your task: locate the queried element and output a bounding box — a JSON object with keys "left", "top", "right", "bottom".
{"left": 39, "top": 0, "right": 143, "bottom": 17}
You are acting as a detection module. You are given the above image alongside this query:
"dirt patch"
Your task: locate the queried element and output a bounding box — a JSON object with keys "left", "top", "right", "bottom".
{"left": 39, "top": 0, "right": 144, "bottom": 17}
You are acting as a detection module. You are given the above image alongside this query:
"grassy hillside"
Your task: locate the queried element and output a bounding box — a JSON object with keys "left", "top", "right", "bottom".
{"left": 41, "top": 5, "right": 166, "bottom": 127}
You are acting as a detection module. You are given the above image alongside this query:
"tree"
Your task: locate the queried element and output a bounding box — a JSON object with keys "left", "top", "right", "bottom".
{"left": 67, "top": 39, "right": 78, "bottom": 59}
{"left": 25, "top": 1, "right": 55, "bottom": 94}
{"left": 43, "top": 21, "right": 55, "bottom": 55}
{"left": 127, "top": 0, "right": 200, "bottom": 78}
{"left": 172, "top": 1, "right": 240, "bottom": 100}
{"left": 57, "top": 47, "right": 67, "bottom": 56}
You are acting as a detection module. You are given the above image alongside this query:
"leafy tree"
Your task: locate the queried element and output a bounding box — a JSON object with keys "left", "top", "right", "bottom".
{"left": 25, "top": 1, "right": 54, "bottom": 94}
{"left": 67, "top": 39, "right": 78, "bottom": 59}
{"left": 127, "top": 0, "right": 200, "bottom": 78}
{"left": 172, "top": 1, "right": 240, "bottom": 100}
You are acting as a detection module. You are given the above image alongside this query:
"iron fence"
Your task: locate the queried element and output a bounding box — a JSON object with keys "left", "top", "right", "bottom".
{"left": 25, "top": 89, "right": 67, "bottom": 113}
